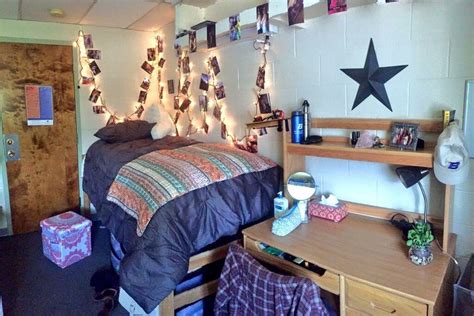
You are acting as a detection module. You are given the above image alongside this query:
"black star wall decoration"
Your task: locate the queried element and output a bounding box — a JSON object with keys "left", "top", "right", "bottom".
{"left": 341, "top": 38, "right": 408, "bottom": 112}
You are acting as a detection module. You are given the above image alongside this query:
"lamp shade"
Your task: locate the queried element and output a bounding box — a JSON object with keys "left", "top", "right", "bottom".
{"left": 396, "top": 166, "right": 430, "bottom": 188}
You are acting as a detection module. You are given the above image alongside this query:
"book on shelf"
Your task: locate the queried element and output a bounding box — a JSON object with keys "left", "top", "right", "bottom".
{"left": 442, "top": 109, "right": 455, "bottom": 129}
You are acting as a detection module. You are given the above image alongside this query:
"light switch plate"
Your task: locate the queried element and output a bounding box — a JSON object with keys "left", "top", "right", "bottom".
{"left": 4, "top": 134, "right": 20, "bottom": 161}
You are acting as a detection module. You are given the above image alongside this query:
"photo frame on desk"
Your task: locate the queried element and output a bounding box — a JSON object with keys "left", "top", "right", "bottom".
{"left": 389, "top": 122, "right": 419, "bottom": 151}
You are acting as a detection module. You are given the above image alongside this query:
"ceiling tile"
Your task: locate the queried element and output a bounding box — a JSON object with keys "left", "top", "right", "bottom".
{"left": 128, "top": 3, "right": 175, "bottom": 31}
{"left": 0, "top": 0, "right": 19, "bottom": 20}
{"left": 21, "top": 0, "right": 95, "bottom": 24}
{"left": 81, "top": 1, "right": 158, "bottom": 29}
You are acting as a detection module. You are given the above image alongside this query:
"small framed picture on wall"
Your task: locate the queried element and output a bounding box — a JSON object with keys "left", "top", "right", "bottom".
{"left": 389, "top": 122, "right": 419, "bottom": 151}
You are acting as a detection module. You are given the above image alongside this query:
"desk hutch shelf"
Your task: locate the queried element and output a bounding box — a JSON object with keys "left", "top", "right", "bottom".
{"left": 282, "top": 118, "right": 453, "bottom": 253}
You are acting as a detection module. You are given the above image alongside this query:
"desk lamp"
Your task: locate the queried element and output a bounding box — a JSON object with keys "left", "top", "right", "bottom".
{"left": 395, "top": 166, "right": 431, "bottom": 223}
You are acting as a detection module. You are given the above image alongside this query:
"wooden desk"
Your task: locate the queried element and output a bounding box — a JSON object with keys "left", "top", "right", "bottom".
{"left": 243, "top": 215, "right": 456, "bottom": 316}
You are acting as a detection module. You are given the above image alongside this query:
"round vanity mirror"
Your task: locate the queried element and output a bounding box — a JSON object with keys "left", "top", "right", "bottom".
{"left": 287, "top": 172, "right": 316, "bottom": 223}
{"left": 287, "top": 172, "right": 316, "bottom": 201}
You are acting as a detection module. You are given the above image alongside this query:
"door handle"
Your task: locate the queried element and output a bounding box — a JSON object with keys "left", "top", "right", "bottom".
{"left": 4, "top": 134, "right": 20, "bottom": 161}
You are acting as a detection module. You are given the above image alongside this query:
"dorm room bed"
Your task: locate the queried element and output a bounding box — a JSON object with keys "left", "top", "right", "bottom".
{"left": 83, "top": 135, "right": 281, "bottom": 314}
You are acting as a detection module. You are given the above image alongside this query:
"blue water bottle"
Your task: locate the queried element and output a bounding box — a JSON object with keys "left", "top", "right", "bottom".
{"left": 291, "top": 111, "right": 304, "bottom": 143}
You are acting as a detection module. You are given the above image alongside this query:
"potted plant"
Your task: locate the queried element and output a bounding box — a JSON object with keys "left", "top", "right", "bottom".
{"left": 407, "top": 222, "right": 434, "bottom": 265}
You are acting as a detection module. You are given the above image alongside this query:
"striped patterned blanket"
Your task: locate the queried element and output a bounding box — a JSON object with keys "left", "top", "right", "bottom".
{"left": 106, "top": 143, "right": 277, "bottom": 236}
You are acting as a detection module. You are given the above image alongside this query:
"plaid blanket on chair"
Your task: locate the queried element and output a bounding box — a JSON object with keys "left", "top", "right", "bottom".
{"left": 214, "top": 244, "right": 329, "bottom": 316}
{"left": 106, "top": 143, "right": 277, "bottom": 236}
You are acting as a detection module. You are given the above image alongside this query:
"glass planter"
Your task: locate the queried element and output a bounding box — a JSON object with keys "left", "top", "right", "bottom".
{"left": 408, "top": 245, "right": 433, "bottom": 265}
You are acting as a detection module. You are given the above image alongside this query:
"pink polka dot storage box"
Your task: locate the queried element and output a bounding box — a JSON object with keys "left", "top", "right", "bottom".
{"left": 40, "top": 211, "right": 92, "bottom": 268}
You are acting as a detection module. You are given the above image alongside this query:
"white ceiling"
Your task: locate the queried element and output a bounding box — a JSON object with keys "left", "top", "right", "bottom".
{"left": 0, "top": 0, "right": 187, "bottom": 31}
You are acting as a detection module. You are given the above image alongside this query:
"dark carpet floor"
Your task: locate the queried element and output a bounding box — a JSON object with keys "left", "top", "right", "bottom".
{"left": 0, "top": 224, "right": 128, "bottom": 316}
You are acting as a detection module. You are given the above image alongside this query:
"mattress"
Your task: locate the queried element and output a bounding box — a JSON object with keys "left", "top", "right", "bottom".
{"left": 83, "top": 136, "right": 281, "bottom": 313}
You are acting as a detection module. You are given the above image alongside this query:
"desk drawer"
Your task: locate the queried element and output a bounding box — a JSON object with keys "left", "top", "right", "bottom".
{"left": 244, "top": 236, "right": 340, "bottom": 294}
{"left": 345, "top": 278, "right": 427, "bottom": 315}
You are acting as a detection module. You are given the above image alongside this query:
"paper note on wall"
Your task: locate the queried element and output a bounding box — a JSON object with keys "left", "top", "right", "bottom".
{"left": 25, "top": 85, "right": 54, "bottom": 126}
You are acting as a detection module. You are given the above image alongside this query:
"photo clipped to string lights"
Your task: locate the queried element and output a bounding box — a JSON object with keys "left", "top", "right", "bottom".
{"left": 75, "top": 31, "right": 166, "bottom": 125}
{"left": 252, "top": 34, "right": 286, "bottom": 136}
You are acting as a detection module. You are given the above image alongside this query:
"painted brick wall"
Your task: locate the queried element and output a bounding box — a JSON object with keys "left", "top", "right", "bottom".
{"left": 160, "top": 0, "right": 474, "bottom": 257}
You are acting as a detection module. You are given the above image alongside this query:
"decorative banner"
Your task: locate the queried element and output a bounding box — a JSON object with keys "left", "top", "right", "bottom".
{"left": 25, "top": 85, "right": 54, "bottom": 126}
{"left": 288, "top": 0, "right": 304, "bottom": 26}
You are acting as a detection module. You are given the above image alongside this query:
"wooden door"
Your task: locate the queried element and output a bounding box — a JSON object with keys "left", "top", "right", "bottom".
{"left": 0, "top": 43, "right": 79, "bottom": 234}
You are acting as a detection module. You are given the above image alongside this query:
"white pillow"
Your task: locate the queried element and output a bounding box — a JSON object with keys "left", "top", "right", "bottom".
{"left": 151, "top": 105, "right": 175, "bottom": 140}
{"left": 142, "top": 103, "right": 160, "bottom": 123}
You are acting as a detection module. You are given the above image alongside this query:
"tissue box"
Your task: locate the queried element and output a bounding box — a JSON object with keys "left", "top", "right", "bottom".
{"left": 40, "top": 211, "right": 92, "bottom": 268}
{"left": 308, "top": 199, "right": 348, "bottom": 223}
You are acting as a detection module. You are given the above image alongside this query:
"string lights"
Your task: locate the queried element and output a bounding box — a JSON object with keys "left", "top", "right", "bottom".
{"left": 74, "top": 27, "right": 267, "bottom": 153}
{"left": 172, "top": 47, "right": 198, "bottom": 137}
{"left": 75, "top": 30, "right": 165, "bottom": 125}
{"left": 252, "top": 35, "right": 284, "bottom": 136}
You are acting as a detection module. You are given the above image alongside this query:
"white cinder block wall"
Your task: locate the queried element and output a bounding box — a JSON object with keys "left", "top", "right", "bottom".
{"left": 159, "top": 0, "right": 474, "bottom": 258}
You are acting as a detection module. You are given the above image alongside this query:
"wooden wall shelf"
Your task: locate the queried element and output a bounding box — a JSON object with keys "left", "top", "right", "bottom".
{"left": 246, "top": 118, "right": 287, "bottom": 130}
{"left": 287, "top": 142, "right": 434, "bottom": 168}
{"left": 311, "top": 118, "right": 444, "bottom": 133}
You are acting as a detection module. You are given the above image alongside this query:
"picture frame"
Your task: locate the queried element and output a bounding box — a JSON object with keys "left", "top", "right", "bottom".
{"left": 389, "top": 122, "right": 419, "bottom": 151}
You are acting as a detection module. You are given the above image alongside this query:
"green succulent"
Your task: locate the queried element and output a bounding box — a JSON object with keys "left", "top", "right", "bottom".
{"left": 407, "top": 222, "right": 434, "bottom": 247}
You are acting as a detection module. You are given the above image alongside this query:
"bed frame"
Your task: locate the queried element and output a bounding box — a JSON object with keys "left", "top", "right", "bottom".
{"left": 158, "top": 241, "right": 236, "bottom": 315}
{"left": 82, "top": 192, "right": 232, "bottom": 315}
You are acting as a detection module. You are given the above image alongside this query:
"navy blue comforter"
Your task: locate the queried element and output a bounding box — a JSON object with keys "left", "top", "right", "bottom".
{"left": 83, "top": 136, "right": 281, "bottom": 313}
